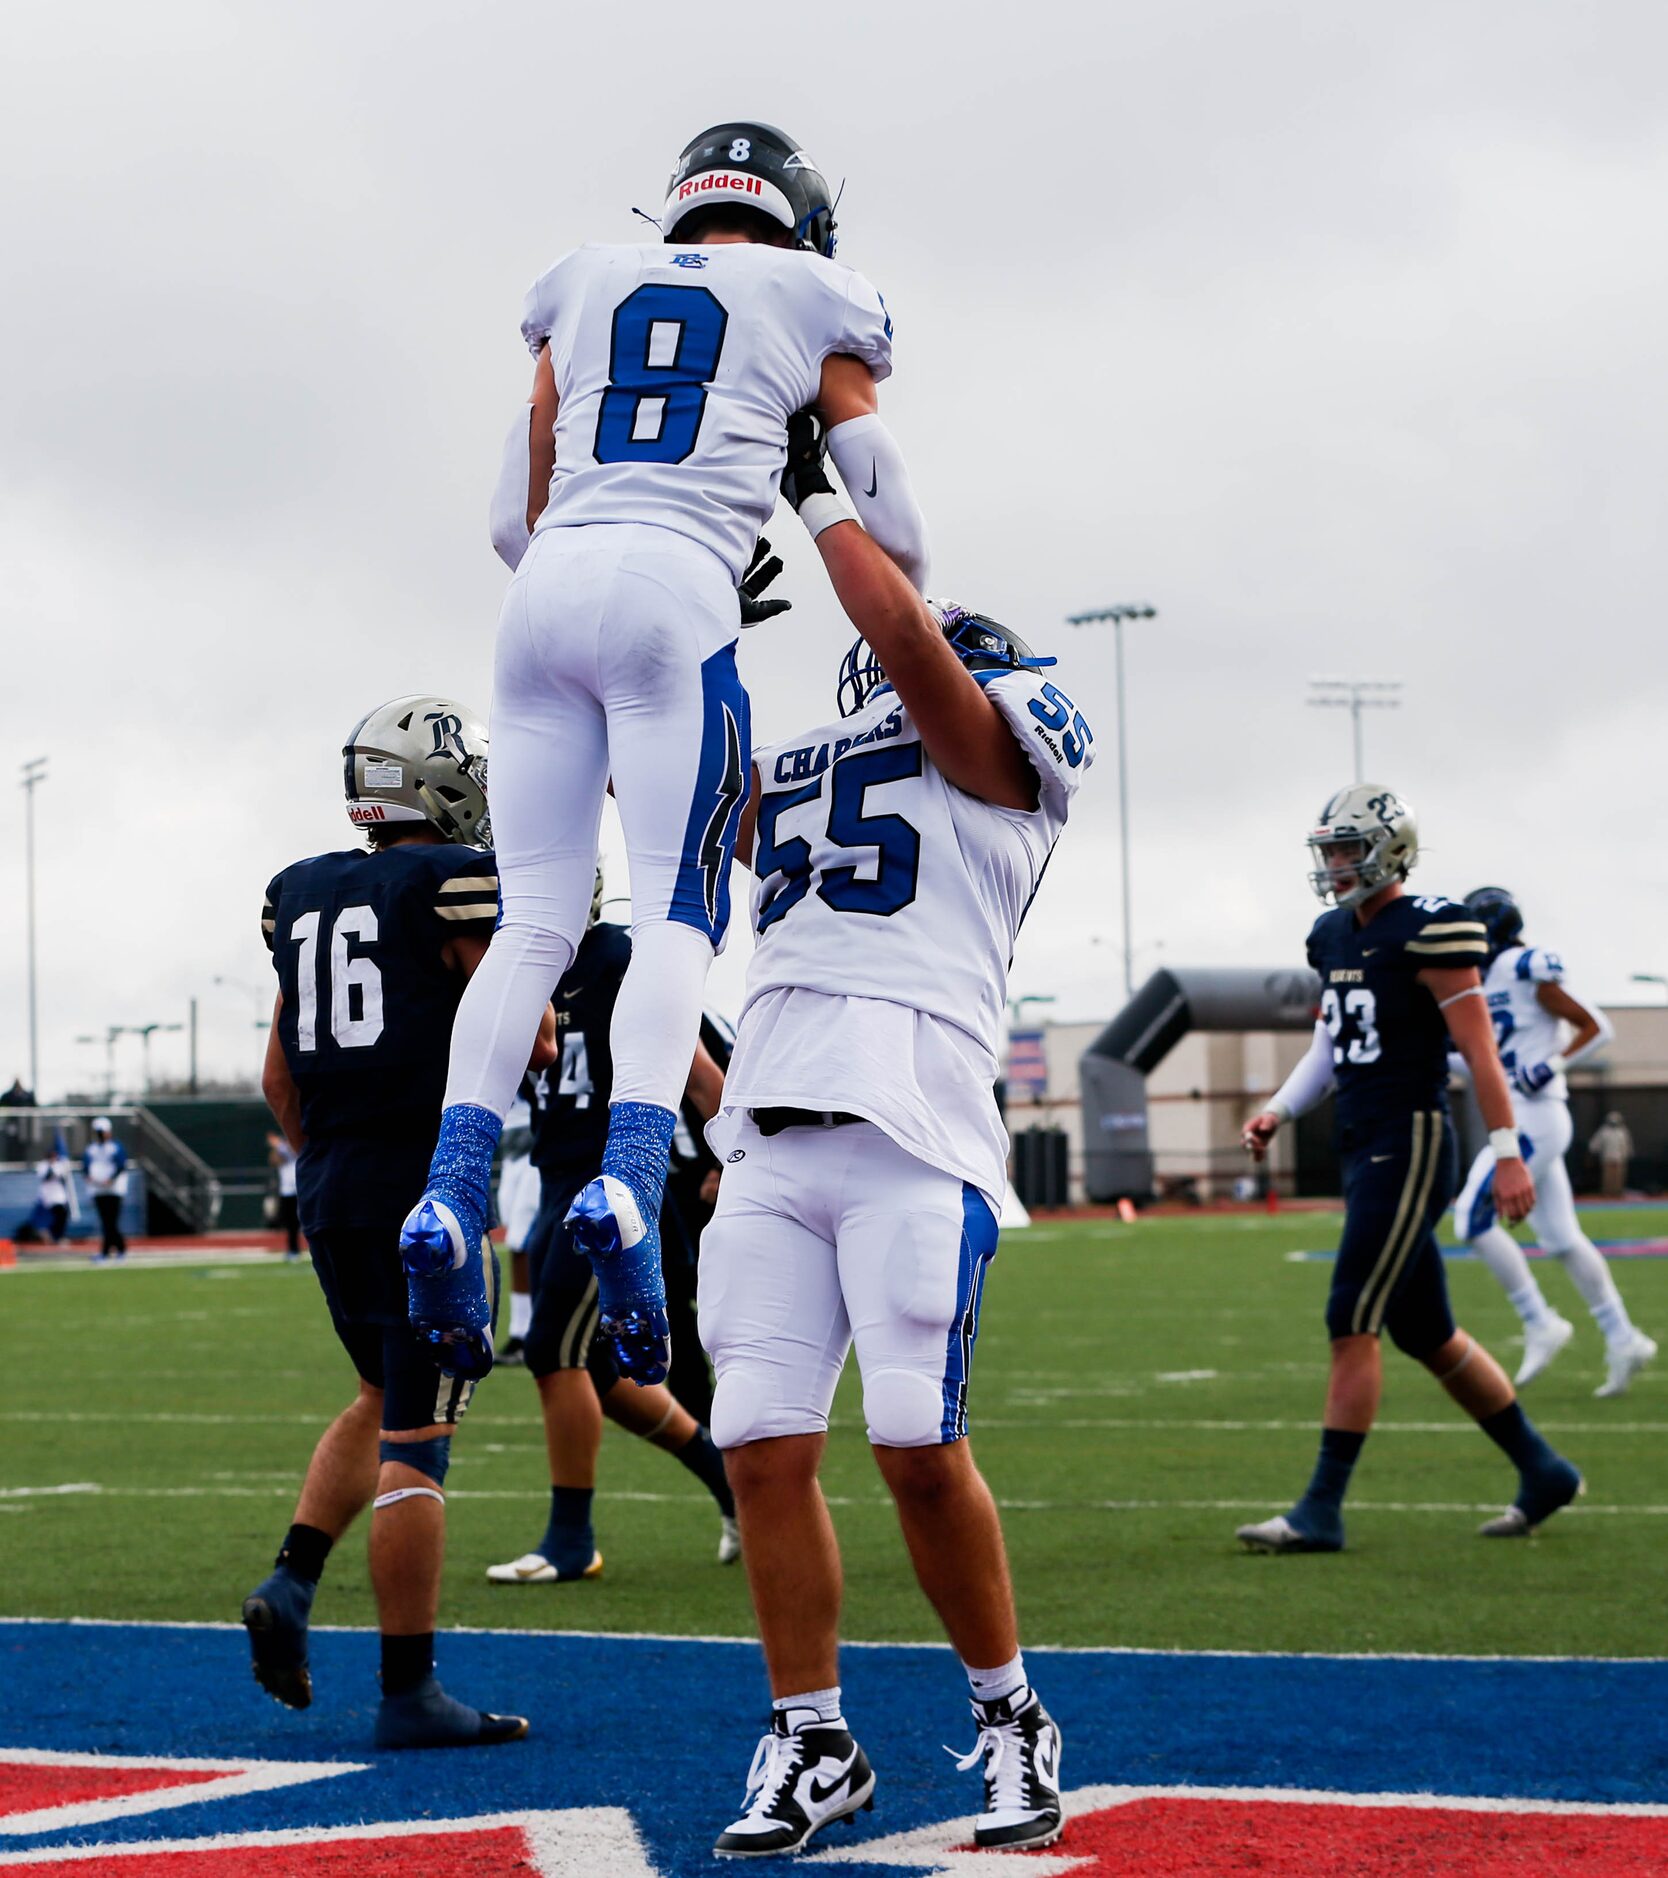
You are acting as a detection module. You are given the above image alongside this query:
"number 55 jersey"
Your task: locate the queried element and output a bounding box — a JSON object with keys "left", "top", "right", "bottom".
{"left": 521, "top": 242, "right": 892, "bottom": 584}
{"left": 1305, "top": 897, "right": 1490, "bottom": 1136}
{"left": 717, "top": 668, "right": 1092, "bottom": 1211}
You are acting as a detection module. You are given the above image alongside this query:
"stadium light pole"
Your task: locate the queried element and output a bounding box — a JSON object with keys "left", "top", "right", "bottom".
{"left": 130, "top": 1021, "right": 185, "bottom": 1096}
{"left": 1007, "top": 993, "right": 1057, "bottom": 1026}
{"left": 1066, "top": 604, "right": 1156, "bottom": 1002}
{"left": 20, "top": 757, "right": 47, "bottom": 1097}
{"left": 1306, "top": 678, "right": 1402, "bottom": 782}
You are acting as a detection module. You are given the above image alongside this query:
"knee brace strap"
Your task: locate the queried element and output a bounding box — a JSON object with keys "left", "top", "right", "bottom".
{"left": 1432, "top": 1335, "right": 1475, "bottom": 1382}
{"left": 380, "top": 1433, "right": 451, "bottom": 1485}
{"left": 374, "top": 1486, "right": 444, "bottom": 1510}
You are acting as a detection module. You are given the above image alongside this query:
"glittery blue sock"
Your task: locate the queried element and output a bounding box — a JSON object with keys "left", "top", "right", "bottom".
{"left": 427, "top": 1103, "right": 502, "bottom": 1223}
{"left": 600, "top": 1102, "right": 677, "bottom": 1223}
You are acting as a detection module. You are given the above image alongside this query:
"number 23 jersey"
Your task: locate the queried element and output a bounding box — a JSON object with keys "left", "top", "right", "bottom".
{"left": 521, "top": 242, "right": 892, "bottom": 584}
{"left": 720, "top": 667, "right": 1092, "bottom": 1205}
{"left": 1305, "top": 896, "right": 1490, "bottom": 1136}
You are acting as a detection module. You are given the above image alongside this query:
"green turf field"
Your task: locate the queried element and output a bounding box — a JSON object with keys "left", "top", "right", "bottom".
{"left": 4, "top": 1209, "right": 1664, "bottom": 1659}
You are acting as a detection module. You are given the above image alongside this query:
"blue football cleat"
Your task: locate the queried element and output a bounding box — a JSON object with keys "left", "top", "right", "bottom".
{"left": 400, "top": 1197, "right": 496, "bottom": 1381}
{"left": 1235, "top": 1508, "right": 1345, "bottom": 1554}
{"left": 241, "top": 1567, "right": 316, "bottom": 1709}
{"left": 565, "top": 1175, "right": 672, "bottom": 1385}
{"left": 374, "top": 1675, "right": 529, "bottom": 1749}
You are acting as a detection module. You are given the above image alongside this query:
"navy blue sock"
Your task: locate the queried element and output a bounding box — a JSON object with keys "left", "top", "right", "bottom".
{"left": 275, "top": 1522, "right": 332, "bottom": 1585}
{"left": 1296, "top": 1427, "right": 1365, "bottom": 1515}
{"left": 676, "top": 1426, "right": 734, "bottom": 1517}
{"left": 380, "top": 1632, "right": 433, "bottom": 1697}
{"left": 1479, "top": 1402, "right": 1555, "bottom": 1474}
{"left": 539, "top": 1485, "right": 595, "bottom": 1566}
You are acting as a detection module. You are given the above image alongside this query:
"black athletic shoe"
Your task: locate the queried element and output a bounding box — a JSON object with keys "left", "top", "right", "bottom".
{"left": 713, "top": 1712, "right": 875, "bottom": 1858}
{"left": 241, "top": 1568, "right": 315, "bottom": 1710}
{"left": 953, "top": 1689, "right": 1064, "bottom": 1851}
{"left": 374, "top": 1675, "right": 529, "bottom": 1749}
{"left": 496, "top": 1335, "right": 527, "bottom": 1367}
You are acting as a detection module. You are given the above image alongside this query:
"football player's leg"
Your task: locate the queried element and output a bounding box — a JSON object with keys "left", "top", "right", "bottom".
{"left": 371, "top": 1332, "right": 526, "bottom": 1747}
{"left": 488, "top": 1190, "right": 606, "bottom": 1585}
{"left": 1529, "top": 1115, "right": 1655, "bottom": 1394}
{"left": 1454, "top": 1140, "right": 1569, "bottom": 1383}
{"left": 570, "top": 549, "right": 750, "bottom": 1383}
{"left": 403, "top": 559, "right": 611, "bottom": 1356}
{"left": 243, "top": 1236, "right": 386, "bottom": 1708}
{"left": 838, "top": 1138, "right": 1060, "bottom": 1852}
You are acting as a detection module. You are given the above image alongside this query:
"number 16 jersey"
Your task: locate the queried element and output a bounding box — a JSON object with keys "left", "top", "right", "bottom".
{"left": 520, "top": 242, "right": 892, "bottom": 583}
{"left": 1305, "top": 896, "right": 1490, "bottom": 1137}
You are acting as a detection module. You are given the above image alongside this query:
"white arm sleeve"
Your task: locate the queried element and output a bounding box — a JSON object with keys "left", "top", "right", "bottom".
{"left": 825, "top": 413, "right": 929, "bottom": 593}
{"left": 1266, "top": 1019, "right": 1337, "bottom": 1122}
{"left": 489, "top": 405, "right": 534, "bottom": 572}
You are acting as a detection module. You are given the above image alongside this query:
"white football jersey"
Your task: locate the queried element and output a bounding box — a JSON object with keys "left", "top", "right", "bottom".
{"left": 716, "top": 663, "right": 1092, "bottom": 1203}
{"left": 1487, "top": 942, "right": 1575, "bottom": 1103}
{"left": 520, "top": 242, "right": 892, "bottom": 583}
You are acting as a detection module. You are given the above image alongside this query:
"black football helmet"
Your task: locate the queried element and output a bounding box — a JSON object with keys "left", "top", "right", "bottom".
{"left": 1464, "top": 886, "right": 1524, "bottom": 960}
{"left": 836, "top": 601, "right": 1055, "bottom": 719}
{"left": 662, "top": 121, "right": 837, "bottom": 258}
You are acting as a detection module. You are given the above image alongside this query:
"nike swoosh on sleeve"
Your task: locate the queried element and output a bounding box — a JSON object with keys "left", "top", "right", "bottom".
{"left": 864, "top": 462, "right": 877, "bottom": 498}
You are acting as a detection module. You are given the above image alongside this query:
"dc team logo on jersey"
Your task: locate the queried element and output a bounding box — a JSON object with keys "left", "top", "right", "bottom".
{"left": 669, "top": 253, "right": 707, "bottom": 268}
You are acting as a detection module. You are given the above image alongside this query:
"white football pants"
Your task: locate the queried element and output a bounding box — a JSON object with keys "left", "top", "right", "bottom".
{"left": 1454, "top": 1098, "right": 1630, "bottom": 1340}
{"left": 443, "top": 522, "right": 749, "bottom": 1121}
{"left": 697, "top": 1115, "right": 1000, "bottom": 1451}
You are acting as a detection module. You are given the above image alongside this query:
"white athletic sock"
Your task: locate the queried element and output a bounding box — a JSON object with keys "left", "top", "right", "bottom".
{"left": 442, "top": 921, "right": 576, "bottom": 1116}
{"left": 966, "top": 1651, "right": 1029, "bottom": 1707}
{"left": 509, "top": 1290, "right": 532, "bottom": 1341}
{"left": 610, "top": 920, "right": 715, "bottom": 1110}
{"left": 1552, "top": 1238, "right": 1633, "bottom": 1346}
{"left": 773, "top": 1686, "right": 843, "bottom": 1731}
{"left": 1472, "top": 1226, "right": 1550, "bottom": 1327}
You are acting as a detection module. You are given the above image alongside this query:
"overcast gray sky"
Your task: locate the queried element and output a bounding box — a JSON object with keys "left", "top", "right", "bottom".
{"left": 3, "top": 1, "right": 1665, "bottom": 1098}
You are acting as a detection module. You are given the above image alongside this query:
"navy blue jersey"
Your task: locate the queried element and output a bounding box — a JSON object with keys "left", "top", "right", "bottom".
{"left": 263, "top": 844, "right": 498, "bottom": 1226}
{"left": 1305, "top": 894, "right": 1489, "bottom": 1137}
{"left": 525, "top": 923, "right": 632, "bottom": 1179}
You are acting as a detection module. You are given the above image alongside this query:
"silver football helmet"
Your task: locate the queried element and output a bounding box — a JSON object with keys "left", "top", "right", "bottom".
{"left": 343, "top": 695, "right": 491, "bottom": 847}
{"left": 1306, "top": 782, "right": 1418, "bottom": 907}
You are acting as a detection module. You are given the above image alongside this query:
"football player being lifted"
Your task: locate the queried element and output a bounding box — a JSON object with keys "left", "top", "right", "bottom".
{"left": 245, "top": 699, "right": 552, "bottom": 1747}
{"left": 1239, "top": 788, "right": 1582, "bottom": 1552}
{"left": 401, "top": 123, "right": 929, "bottom": 1396}
{"left": 1452, "top": 887, "right": 1655, "bottom": 1396}
{"left": 694, "top": 425, "right": 1086, "bottom": 1858}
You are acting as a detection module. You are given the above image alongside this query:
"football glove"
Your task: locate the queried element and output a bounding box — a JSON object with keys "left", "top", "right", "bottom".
{"left": 1513, "top": 1059, "right": 1558, "bottom": 1097}
{"left": 739, "top": 537, "right": 790, "bottom": 628}
{"left": 780, "top": 408, "right": 835, "bottom": 511}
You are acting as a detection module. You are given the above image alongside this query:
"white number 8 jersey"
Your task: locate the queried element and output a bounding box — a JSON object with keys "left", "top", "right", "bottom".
{"left": 520, "top": 242, "right": 892, "bottom": 584}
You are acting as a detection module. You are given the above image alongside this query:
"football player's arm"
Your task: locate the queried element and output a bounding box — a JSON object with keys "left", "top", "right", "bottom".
{"left": 684, "top": 1038, "right": 724, "bottom": 1124}
{"left": 1421, "top": 965, "right": 1535, "bottom": 1222}
{"left": 446, "top": 932, "right": 559, "bottom": 1070}
{"left": 1243, "top": 1019, "right": 1335, "bottom": 1160}
{"left": 1525, "top": 981, "right": 1612, "bottom": 1082}
{"left": 261, "top": 998, "right": 304, "bottom": 1153}
{"left": 807, "top": 518, "right": 1037, "bottom": 811}
{"left": 734, "top": 765, "right": 762, "bottom": 869}
{"left": 488, "top": 346, "right": 558, "bottom": 571}
{"left": 814, "top": 355, "right": 929, "bottom": 592}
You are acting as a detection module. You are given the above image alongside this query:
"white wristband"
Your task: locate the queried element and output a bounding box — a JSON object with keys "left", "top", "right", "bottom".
{"left": 1265, "top": 1096, "right": 1292, "bottom": 1124}
{"left": 796, "top": 491, "right": 855, "bottom": 540}
{"left": 1489, "top": 1127, "right": 1523, "bottom": 1161}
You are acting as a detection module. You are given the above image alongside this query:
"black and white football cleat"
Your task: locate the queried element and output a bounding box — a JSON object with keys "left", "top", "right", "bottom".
{"left": 952, "top": 1688, "right": 1064, "bottom": 1851}
{"left": 713, "top": 1712, "right": 875, "bottom": 1858}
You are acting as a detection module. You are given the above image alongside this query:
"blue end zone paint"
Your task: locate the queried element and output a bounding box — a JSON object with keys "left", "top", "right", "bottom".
{"left": 2, "top": 1622, "right": 1664, "bottom": 1873}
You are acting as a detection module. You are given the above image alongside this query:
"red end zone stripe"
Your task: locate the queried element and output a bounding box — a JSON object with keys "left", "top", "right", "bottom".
{"left": 0, "top": 1767, "right": 228, "bottom": 1819}
{"left": 0, "top": 1825, "right": 530, "bottom": 1876}
{"left": 1036, "top": 1795, "right": 1668, "bottom": 1875}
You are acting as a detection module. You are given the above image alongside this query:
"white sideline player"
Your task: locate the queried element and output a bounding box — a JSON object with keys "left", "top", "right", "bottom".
{"left": 400, "top": 122, "right": 931, "bottom": 1386}
{"left": 698, "top": 429, "right": 1089, "bottom": 1859}
{"left": 1454, "top": 887, "right": 1656, "bottom": 1396}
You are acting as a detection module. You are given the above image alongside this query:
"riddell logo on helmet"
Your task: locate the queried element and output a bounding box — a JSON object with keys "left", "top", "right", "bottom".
{"left": 676, "top": 171, "right": 764, "bottom": 203}
{"left": 347, "top": 803, "right": 387, "bottom": 823}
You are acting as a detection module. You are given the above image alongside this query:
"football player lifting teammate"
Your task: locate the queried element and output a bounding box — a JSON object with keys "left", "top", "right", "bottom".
{"left": 244, "top": 698, "right": 553, "bottom": 1747}
{"left": 1239, "top": 787, "right": 1583, "bottom": 1552}
{"left": 401, "top": 122, "right": 929, "bottom": 1396}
